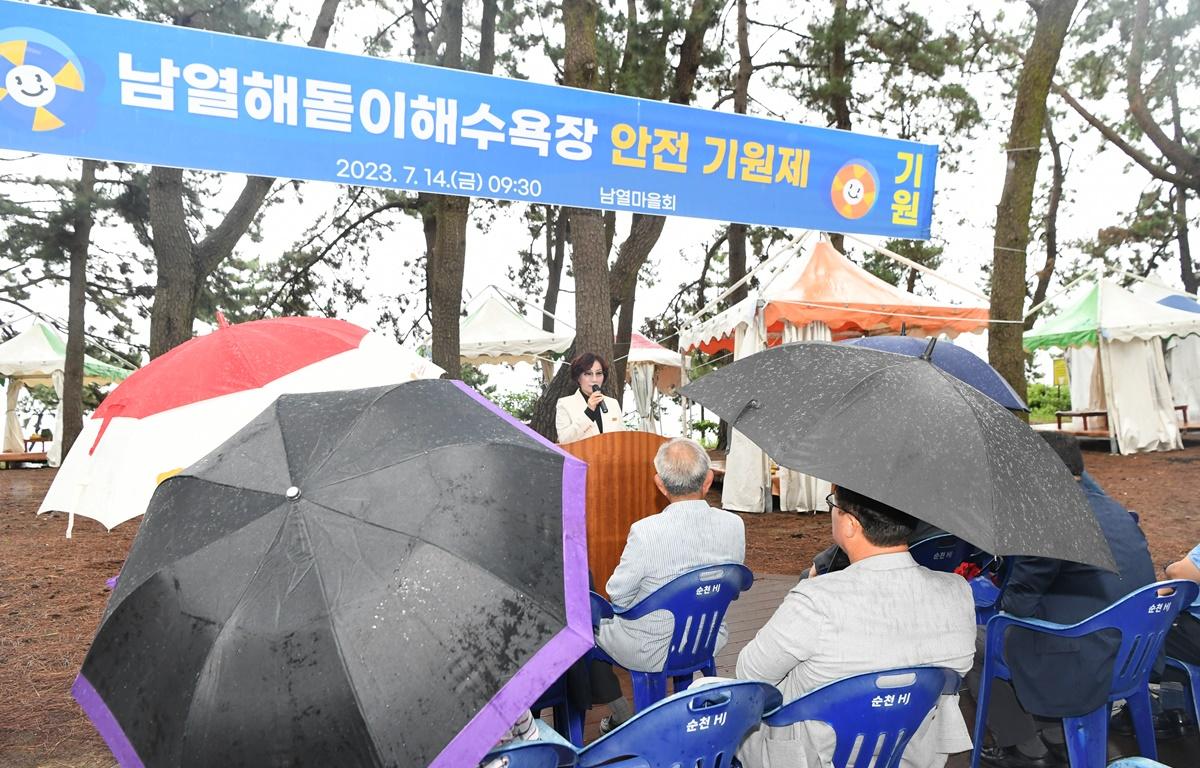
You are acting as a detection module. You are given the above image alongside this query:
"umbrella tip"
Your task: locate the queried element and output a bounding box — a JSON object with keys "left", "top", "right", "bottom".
{"left": 215, "top": 310, "right": 230, "bottom": 329}
{"left": 285, "top": 486, "right": 301, "bottom": 501}
{"left": 920, "top": 337, "right": 937, "bottom": 361}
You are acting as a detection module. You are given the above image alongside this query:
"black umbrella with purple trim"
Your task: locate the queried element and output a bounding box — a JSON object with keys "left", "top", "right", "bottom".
{"left": 74, "top": 379, "right": 590, "bottom": 768}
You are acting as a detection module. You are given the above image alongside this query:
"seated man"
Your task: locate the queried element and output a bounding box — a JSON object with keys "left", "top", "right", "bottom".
{"left": 594, "top": 437, "right": 745, "bottom": 723}
{"left": 966, "top": 432, "right": 1157, "bottom": 768}
{"left": 1162, "top": 544, "right": 1200, "bottom": 695}
{"left": 736, "top": 486, "right": 976, "bottom": 768}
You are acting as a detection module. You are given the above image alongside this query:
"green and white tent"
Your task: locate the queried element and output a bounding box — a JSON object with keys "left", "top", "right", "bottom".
{"left": 1024, "top": 280, "right": 1200, "bottom": 454}
{"left": 1024, "top": 279, "right": 1200, "bottom": 351}
{"left": 0, "top": 322, "right": 132, "bottom": 465}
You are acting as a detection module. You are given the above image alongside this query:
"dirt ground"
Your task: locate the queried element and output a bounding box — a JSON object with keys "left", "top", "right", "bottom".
{"left": 1, "top": 441, "right": 1198, "bottom": 766}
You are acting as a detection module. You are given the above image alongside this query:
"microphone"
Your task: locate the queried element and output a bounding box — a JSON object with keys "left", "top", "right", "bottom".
{"left": 592, "top": 384, "right": 608, "bottom": 413}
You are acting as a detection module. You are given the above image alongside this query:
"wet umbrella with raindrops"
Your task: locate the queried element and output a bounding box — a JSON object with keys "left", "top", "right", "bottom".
{"left": 73, "top": 379, "right": 591, "bottom": 768}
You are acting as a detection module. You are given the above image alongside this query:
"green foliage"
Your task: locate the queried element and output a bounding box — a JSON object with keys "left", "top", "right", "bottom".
{"left": 1026, "top": 382, "right": 1071, "bottom": 421}
{"left": 690, "top": 418, "right": 720, "bottom": 447}
{"left": 460, "top": 363, "right": 495, "bottom": 397}
{"left": 490, "top": 389, "right": 540, "bottom": 423}
{"left": 770, "top": 1, "right": 984, "bottom": 162}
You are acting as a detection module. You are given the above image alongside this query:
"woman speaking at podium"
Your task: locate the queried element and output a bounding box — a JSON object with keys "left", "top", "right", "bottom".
{"left": 556, "top": 352, "right": 625, "bottom": 443}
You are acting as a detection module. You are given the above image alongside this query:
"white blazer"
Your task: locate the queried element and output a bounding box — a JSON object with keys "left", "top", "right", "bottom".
{"left": 555, "top": 391, "right": 625, "bottom": 443}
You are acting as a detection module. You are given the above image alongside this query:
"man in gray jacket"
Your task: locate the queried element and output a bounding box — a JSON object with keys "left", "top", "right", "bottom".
{"left": 735, "top": 486, "right": 976, "bottom": 768}
{"left": 594, "top": 437, "right": 746, "bottom": 727}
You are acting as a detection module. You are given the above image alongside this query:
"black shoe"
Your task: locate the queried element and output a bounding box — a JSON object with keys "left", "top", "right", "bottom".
{"left": 979, "top": 744, "right": 1064, "bottom": 768}
{"left": 1109, "top": 705, "right": 1189, "bottom": 740}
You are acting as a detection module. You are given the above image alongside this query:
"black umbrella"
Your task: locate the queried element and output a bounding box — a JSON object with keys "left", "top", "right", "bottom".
{"left": 680, "top": 341, "right": 1115, "bottom": 570}
{"left": 73, "top": 380, "right": 591, "bottom": 768}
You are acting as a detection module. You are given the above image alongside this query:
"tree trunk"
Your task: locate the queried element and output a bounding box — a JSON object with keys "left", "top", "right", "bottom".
{"left": 419, "top": 0, "right": 494, "bottom": 381}
{"left": 988, "top": 0, "right": 1078, "bottom": 405}
{"left": 610, "top": 213, "right": 666, "bottom": 396}
{"left": 148, "top": 167, "right": 200, "bottom": 357}
{"left": 1176, "top": 187, "right": 1195, "bottom": 293}
{"left": 1026, "top": 114, "right": 1065, "bottom": 330}
{"left": 540, "top": 208, "right": 567, "bottom": 383}
{"left": 1166, "top": 43, "right": 1197, "bottom": 293}
{"left": 430, "top": 195, "right": 469, "bottom": 378}
{"left": 727, "top": 0, "right": 752, "bottom": 308}
{"left": 828, "top": 0, "right": 853, "bottom": 253}
{"left": 530, "top": 0, "right": 610, "bottom": 440}
{"left": 542, "top": 207, "right": 566, "bottom": 335}
{"left": 61, "top": 160, "right": 98, "bottom": 458}
{"left": 147, "top": 0, "right": 342, "bottom": 358}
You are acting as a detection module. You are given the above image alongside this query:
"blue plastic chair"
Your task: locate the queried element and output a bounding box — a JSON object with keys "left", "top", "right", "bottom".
{"left": 532, "top": 678, "right": 584, "bottom": 748}
{"left": 1164, "top": 655, "right": 1200, "bottom": 729}
{"left": 577, "top": 680, "right": 783, "bottom": 768}
{"left": 971, "top": 580, "right": 1200, "bottom": 768}
{"left": 970, "top": 555, "right": 1014, "bottom": 625}
{"left": 592, "top": 563, "right": 754, "bottom": 710}
{"left": 532, "top": 594, "right": 620, "bottom": 746}
{"left": 480, "top": 740, "right": 578, "bottom": 768}
{"left": 908, "top": 534, "right": 974, "bottom": 572}
{"left": 763, "top": 667, "right": 961, "bottom": 768}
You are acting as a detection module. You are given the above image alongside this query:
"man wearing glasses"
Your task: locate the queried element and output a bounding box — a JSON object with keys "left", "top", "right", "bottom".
{"left": 734, "top": 485, "right": 976, "bottom": 768}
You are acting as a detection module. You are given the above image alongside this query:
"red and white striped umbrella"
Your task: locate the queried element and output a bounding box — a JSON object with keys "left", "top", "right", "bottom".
{"left": 40, "top": 317, "right": 443, "bottom": 534}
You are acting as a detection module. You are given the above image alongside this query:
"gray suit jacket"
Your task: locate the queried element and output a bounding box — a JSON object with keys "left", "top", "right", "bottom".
{"left": 596, "top": 499, "right": 746, "bottom": 672}
{"left": 736, "top": 552, "right": 976, "bottom": 768}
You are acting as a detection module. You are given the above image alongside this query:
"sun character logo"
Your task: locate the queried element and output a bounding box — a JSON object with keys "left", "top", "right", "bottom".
{"left": 830, "top": 160, "right": 879, "bottom": 220}
{"left": 0, "top": 29, "right": 86, "bottom": 132}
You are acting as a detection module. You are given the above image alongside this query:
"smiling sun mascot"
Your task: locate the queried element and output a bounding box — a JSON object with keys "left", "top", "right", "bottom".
{"left": 0, "top": 28, "right": 86, "bottom": 132}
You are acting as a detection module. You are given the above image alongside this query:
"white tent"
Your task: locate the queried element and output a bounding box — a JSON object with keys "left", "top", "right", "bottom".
{"left": 0, "top": 322, "right": 131, "bottom": 465}
{"left": 625, "top": 332, "right": 682, "bottom": 433}
{"left": 680, "top": 238, "right": 989, "bottom": 512}
{"left": 1026, "top": 279, "right": 1200, "bottom": 454}
{"left": 459, "top": 287, "right": 573, "bottom": 364}
{"left": 1132, "top": 281, "right": 1200, "bottom": 420}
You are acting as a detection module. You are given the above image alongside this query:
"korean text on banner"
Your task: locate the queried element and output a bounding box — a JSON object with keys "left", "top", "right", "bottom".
{"left": 0, "top": 1, "right": 940, "bottom": 238}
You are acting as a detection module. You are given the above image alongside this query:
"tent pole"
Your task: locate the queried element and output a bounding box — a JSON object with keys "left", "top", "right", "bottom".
{"left": 1024, "top": 266, "right": 1099, "bottom": 320}
{"left": 682, "top": 230, "right": 813, "bottom": 327}
{"left": 484, "top": 284, "right": 577, "bottom": 331}
{"left": 840, "top": 233, "right": 990, "bottom": 302}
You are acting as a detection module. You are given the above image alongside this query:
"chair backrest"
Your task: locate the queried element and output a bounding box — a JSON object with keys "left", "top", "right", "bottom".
{"left": 908, "top": 534, "right": 973, "bottom": 572}
{"left": 1089, "top": 580, "right": 1199, "bottom": 700}
{"left": 618, "top": 563, "right": 753, "bottom": 675}
{"left": 988, "top": 580, "right": 1200, "bottom": 703}
{"left": 481, "top": 741, "right": 578, "bottom": 768}
{"left": 763, "top": 667, "right": 961, "bottom": 768}
{"left": 578, "top": 680, "right": 783, "bottom": 768}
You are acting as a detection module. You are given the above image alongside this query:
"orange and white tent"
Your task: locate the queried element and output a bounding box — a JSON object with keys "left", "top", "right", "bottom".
{"left": 624, "top": 332, "right": 682, "bottom": 433}
{"left": 679, "top": 239, "right": 989, "bottom": 513}
{"left": 681, "top": 240, "right": 988, "bottom": 355}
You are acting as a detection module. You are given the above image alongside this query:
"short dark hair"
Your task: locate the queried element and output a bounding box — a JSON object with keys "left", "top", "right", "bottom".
{"left": 834, "top": 486, "right": 917, "bottom": 547}
{"left": 1038, "top": 431, "right": 1084, "bottom": 476}
{"left": 569, "top": 352, "right": 609, "bottom": 381}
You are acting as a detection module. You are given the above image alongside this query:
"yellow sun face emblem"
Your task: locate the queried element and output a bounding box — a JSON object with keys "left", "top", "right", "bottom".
{"left": 830, "top": 160, "right": 879, "bottom": 220}
{"left": 0, "top": 30, "right": 86, "bottom": 132}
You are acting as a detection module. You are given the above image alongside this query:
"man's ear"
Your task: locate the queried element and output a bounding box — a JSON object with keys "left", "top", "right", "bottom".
{"left": 653, "top": 474, "right": 668, "bottom": 498}
{"left": 837, "top": 510, "right": 860, "bottom": 541}
{"left": 700, "top": 469, "right": 714, "bottom": 495}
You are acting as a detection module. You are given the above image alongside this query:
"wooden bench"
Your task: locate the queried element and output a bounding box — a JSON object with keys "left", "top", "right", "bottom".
{"left": 0, "top": 451, "right": 48, "bottom": 466}
{"left": 1055, "top": 405, "right": 1191, "bottom": 435}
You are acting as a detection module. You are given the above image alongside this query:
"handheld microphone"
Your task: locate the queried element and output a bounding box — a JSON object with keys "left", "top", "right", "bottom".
{"left": 592, "top": 384, "right": 608, "bottom": 413}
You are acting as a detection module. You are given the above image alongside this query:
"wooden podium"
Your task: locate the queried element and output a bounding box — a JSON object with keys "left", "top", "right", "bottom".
{"left": 560, "top": 431, "right": 669, "bottom": 596}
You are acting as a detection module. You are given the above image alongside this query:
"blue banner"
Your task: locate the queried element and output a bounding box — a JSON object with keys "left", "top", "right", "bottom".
{"left": 0, "top": 1, "right": 939, "bottom": 238}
